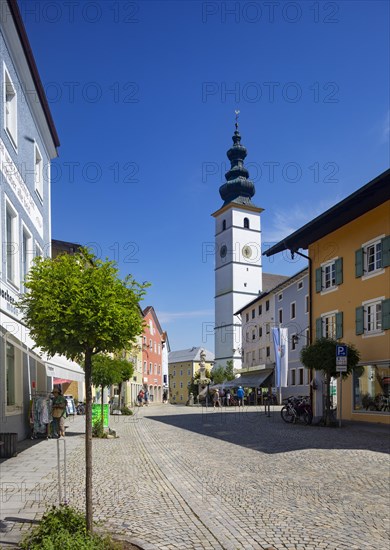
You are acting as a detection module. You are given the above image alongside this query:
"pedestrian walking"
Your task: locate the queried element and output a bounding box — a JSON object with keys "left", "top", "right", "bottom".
{"left": 236, "top": 386, "right": 244, "bottom": 407}
{"left": 225, "top": 389, "right": 231, "bottom": 407}
{"left": 213, "top": 389, "right": 220, "bottom": 409}
{"left": 144, "top": 389, "right": 150, "bottom": 406}
{"left": 137, "top": 389, "right": 144, "bottom": 407}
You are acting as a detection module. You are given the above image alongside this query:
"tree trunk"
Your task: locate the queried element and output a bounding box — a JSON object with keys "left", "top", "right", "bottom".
{"left": 101, "top": 385, "right": 104, "bottom": 424}
{"left": 118, "top": 381, "right": 123, "bottom": 408}
{"left": 84, "top": 349, "right": 93, "bottom": 532}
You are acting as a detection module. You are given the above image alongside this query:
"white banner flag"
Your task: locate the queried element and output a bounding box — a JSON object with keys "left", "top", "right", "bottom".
{"left": 280, "top": 328, "right": 288, "bottom": 388}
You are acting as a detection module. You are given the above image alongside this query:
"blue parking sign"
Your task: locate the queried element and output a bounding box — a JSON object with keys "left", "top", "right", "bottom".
{"left": 336, "top": 344, "right": 347, "bottom": 357}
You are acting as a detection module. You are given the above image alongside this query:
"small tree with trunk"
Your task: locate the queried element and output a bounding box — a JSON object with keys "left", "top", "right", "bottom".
{"left": 91, "top": 355, "right": 133, "bottom": 423}
{"left": 300, "top": 338, "right": 360, "bottom": 426}
{"left": 18, "top": 248, "right": 148, "bottom": 531}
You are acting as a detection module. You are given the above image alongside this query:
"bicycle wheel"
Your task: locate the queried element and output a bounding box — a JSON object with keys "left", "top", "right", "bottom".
{"left": 281, "top": 406, "right": 294, "bottom": 423}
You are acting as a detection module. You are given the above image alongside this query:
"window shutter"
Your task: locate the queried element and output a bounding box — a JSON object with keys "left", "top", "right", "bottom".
{"left": 336, "top": 312, "right": 343, "bottom": 339}
{"left": 335, "top": 258, "right": 343, "bottom": 285}
{"left": 382, "top": 299, "right": 390, "bottom": 330}
{"left": 355, "top": 306, "right": 364, "bottom": 335}
{"left": 381, "top": 236, "right": 390, "bottom": 268}
{"left": 315, "top": 318, "right": 322, "bottom": 340}
{"left": 355, "top": 249, "right": 363, "bottom": 277}
{"left": 315, "top": 268, "right": 322, "bottom": 293}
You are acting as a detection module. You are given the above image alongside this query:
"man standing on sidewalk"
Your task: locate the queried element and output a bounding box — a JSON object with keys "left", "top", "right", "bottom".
{"left": 237, "top": 386, "right": 244, "bottom": 407}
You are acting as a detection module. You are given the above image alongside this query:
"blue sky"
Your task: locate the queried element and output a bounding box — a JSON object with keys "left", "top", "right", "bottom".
{"left": 19, "top": 0, "right": 389, "bottom": 353}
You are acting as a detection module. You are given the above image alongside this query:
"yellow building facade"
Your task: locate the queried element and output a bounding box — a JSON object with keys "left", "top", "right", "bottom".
{"left": 264, "top": 169, "right": 390, "bottom": 424}
{"left": 310, "top": 201, "right": 390, "bottom": 423}
{"left": 168, "top": 347, "right": 214, "bottom": 403}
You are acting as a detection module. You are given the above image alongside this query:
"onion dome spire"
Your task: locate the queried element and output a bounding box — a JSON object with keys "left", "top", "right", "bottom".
{"left": 219, "top": 111, "right": 256, "bottom": 206}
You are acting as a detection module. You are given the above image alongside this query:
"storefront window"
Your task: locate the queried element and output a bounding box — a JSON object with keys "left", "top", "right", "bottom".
{"left": 6, "top": 342, "right": 22, "bottom": 414}
{"left": 353, "top": 365, "right": 390, "bottom": 413}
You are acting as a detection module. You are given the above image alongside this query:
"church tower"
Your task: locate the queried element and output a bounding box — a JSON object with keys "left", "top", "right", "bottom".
{"left": 212, "top": 117, "right": 263, "bottom": 369}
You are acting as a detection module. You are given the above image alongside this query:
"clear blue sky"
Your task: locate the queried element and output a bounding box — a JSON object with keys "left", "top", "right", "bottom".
{"left": 19, "top": 0, "right": 389, "bottom": 353}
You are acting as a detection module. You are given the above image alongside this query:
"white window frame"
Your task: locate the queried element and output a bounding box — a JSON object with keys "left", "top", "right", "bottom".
{"left": 297, "top": 280, "right": 303, "bottom": 291}
{"left": 291, "top": 333, "right": 297, "bottom": 351}
{"left": 3, "top": 64, "right": 17, "bottom": 150}
{"left": 321, "top": 260, "right": 336, "bottom": 291}
{"left": 290, "top": 301, "right": 296, "bottom": 320}
{"left": 35, "top": 241, "right": 43, "bottom": 259}
{"left": 278, "top": 308, "right": 283, "bottom": 323}
{"left": 362, "top": 236, "right": 384, "bottom": 279}
{"left": 321, "top": 310, "right": 337, "bottom": 339}
{"left": 362, "top": 297, "right": 384, "bottom": 336}
{"left": 291, "top": 369, "right": 296, "bottom": 386}
{"left": 305, "top": 294, "right": 309, "bottom": 314}
{"left": 21, "top": 224, "right": 33, "bottom": 290}
{"left": 34, "top": 143, "right": 43, "bottom": 201}
{"left": 298, "top": 368, "right": 304, "bottom": 386}
{"left": 5, "top": 338, "right": 23, "bottom": 415}
{"left": 5, "top": 198, "right": 19, "bottom": 288}
{"left": 278, "top": 293, "right": 283, "bottom": 301}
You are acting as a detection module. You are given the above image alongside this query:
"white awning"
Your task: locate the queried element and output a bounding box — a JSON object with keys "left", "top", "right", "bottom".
{"left": 45, "top": 356, "right": 84, "bottom": 382}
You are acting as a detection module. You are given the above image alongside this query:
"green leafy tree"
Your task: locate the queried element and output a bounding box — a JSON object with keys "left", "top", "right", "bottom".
{"left": 91, "top": 355, "right": 133, "bottom": 423}
{"left": 188, "top": 368, "right": 212, "bottom": 397}
{"left": 300, "top": 338, "right": 360, "bottom": 426}
{"left": 18, "top": 248, "right": 148, "bottom": 531}
{"left": 115, "top": 358, "right": 134, "bottom": 407}
{"left": 224, "top": 360, "right": 235, "bottom": 381}
{"left": 211, "top": 364, "right": 225, "bottom": 384}
{"left": 210, "top": 361, "right": 235, "bottom": 384}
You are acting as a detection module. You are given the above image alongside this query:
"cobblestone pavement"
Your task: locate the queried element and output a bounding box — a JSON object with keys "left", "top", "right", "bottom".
{"left": 1, "top": 404, "right": 389, "bottom": 549}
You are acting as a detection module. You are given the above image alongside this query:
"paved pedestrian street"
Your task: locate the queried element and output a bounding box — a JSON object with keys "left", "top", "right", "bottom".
{"left": 1, "top": 404, "right": 389, "bottom": 550}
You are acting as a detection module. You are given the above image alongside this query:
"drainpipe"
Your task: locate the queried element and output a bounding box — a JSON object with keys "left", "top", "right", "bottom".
{"left": 289, "top": 248, "right": 313, "bottom": 405}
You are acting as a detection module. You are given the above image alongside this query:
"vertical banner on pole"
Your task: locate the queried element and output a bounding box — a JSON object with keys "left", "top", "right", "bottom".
{"left": 279, "top": 328, "right": 289, "bottom": 388}
{"left": 272, "top": 328, "right": 281, "bottom": 388}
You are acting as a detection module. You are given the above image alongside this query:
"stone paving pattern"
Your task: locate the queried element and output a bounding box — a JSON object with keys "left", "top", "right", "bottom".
{"left": 0, "top": 404, "right": 389, "bottom": 549}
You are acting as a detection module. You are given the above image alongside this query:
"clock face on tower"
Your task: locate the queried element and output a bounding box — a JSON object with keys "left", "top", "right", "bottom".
{"left": 242, "top": 245, "right": 252, "bottom": 259}
{"left": 220, "top": 244, "right": 227, "bottom": 258}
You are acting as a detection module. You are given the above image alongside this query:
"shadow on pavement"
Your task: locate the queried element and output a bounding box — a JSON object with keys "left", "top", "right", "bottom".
{"left": 146, "top": 407, "right": 390, "bottom": 454}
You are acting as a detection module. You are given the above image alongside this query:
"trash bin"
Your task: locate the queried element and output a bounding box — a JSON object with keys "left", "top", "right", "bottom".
{"left": 0, "top": 433, "right": 18, "bottom": 458}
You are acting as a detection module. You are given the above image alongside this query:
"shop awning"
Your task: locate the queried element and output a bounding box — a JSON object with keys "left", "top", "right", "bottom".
{"left": 45, "top": 355, "right": 84, "bottom": 383}
{"left": 222, "top": 368, "right": 274, "bottom": 389}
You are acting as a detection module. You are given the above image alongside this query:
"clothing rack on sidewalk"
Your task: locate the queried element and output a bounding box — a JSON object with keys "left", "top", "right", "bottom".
{"left": 29, "top": 392, "right": 53, "bottom": 439}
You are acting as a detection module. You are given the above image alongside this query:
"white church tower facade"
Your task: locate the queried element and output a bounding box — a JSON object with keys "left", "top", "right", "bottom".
{"left": 212, "top": 119, "right": 263, "bottom": 370}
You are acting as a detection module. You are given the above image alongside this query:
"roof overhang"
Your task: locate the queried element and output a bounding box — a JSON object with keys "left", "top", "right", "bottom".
{"left": 263, "top": 169, "right": 390, "bottom": 257}
{"left": 3, "top": 0, "right": 60, "bottom": 157}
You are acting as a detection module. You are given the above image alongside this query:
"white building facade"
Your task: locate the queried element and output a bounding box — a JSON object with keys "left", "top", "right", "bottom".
{"left": 0, "top": 1, "right": 83, "bottom": 441}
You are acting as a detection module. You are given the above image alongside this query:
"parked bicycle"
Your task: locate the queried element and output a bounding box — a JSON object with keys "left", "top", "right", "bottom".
{"left": 281, "top": 396, "right": 313, "bottom": 425}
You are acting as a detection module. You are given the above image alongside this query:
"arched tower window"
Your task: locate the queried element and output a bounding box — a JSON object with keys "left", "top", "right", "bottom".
{"left": 244, "top": 217, "right": 249, "bottom": 229}
{"left": 222, "top": 220, "right": 226, "bottom": 231}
